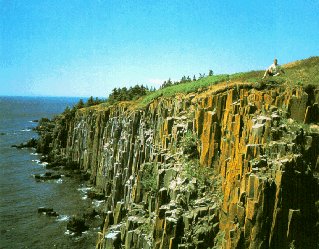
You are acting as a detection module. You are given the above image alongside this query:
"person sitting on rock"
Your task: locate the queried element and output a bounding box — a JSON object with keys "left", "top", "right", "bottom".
{"left": 262, "top": 58, "right": 285, "bottom": 79}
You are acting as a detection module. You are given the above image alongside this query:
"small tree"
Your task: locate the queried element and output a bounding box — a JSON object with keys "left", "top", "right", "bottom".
{"left": 86, "top": 96, "right": 94, "bottom": 107}
{"left": 75, "top": 99, "right": 84, "bottom": 109}
{"left": 180, "top": 76, "right": 187, "bottom": 83}
{"left": 199, "top": 73, "right": 205, "bottom": 79}
{"left": 209, "top": 70, "right": 214, "bottom": 76}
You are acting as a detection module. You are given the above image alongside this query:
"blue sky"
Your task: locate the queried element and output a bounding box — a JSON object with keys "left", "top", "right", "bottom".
{"left": 1, "top": 0, "right": 318, "bottom": 97}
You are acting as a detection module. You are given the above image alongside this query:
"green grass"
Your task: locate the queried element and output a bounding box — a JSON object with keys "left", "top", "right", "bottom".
{"left": 87, "top": 56, "right": 317, "bottom": 110}
{"left": 230, "top": 56, "right": 319, "bottom": 86}
{"left": 283, "top": 56, "right": 319, "bottom": 87}
{"left": 139, "top": 74, "right": 229, "bottom": 107}
{"left": 138, "top": 56, "right": 319, "bottom": 107}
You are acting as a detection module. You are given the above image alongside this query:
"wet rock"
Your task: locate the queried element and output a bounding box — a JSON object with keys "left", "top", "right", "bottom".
{"left": 67, "top": 216, "right": 88, "bottom": 234}
{"left": 87, "top": 190, "right": 105, "bottom": 200}
{"left": 12, "top": 138, "right": 37, "bottom": 149}
{"left": 38, "top": 207, "right": 59, "bottom": 217}
{"left": 34, "top": 172, "right": 61, "bottom": 181}
{"left": 38, "top": 207, "right": 53, "bottom": 213}
{"left": 46, "top": 211, "right": 59, "bottom": 217}
{"left": 83, "top": 208, "right": 98, "bottom": 219}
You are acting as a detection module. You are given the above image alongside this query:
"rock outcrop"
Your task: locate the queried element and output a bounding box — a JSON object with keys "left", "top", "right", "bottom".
{"left": 38, "top": 81, "right": 319, "bottom": 249}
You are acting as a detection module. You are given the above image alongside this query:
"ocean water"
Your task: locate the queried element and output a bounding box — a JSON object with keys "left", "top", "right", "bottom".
{"left": 0, "top": 96, "right": 98, "bottom": 249}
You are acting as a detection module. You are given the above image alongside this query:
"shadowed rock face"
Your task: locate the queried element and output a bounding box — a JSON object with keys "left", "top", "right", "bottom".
{"left": 39, "top": 83, "right": 319, "bottom": 249}
{"left": 67, "top": 216, "right": 89, "bottom": 234}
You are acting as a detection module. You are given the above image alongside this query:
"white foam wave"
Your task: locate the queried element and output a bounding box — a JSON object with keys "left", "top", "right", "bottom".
{"left": 55, "top": 178, "right": 63, "bottom": 184}
{"left": 30, "top": 152, "right": 39, "bottom": 155}
{"left": 92, "top": 200, "right": 105, "bottom": 207}
{"left": 57, "top": 215, "right": 70, "bottom": 222}
{"left": 21, "top": 129, "right": 31, "bottom": 132}
{"left": 77, "top": 186, "right": 92, "bottom": 193}
{"left": 64, "top": 230, "right": 75, "bottom": 236}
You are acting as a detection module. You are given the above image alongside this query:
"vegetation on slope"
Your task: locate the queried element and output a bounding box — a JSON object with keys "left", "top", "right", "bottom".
{"left": 60, "top": 56, "right": 319, "bottom": 114}
{"left": 138, "top": 56, "right": 319, "bottom": 107}
{"left": 107, "top": 85, "right": 152, "bottom": 103}
{"left": 139, "top": 74, "right": 229, "bottom": 107}
{"left": 50, "top": 56, "right": 317, "bottom": 155}
{"left": 230, "top": 56, "right": 319, "bottom": 86}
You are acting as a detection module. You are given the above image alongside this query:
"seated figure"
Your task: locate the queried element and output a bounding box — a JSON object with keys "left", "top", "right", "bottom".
{"left": 262, "top": 58, "right": 285, "bottom": 79}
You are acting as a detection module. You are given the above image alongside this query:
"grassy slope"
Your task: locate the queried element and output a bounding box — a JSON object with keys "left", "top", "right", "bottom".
{"left": 231, "top": 56, "right": 319, "bottom": 85}
{"left": 138, "top": 56, "right": 318, "bottom": 107}
{"left": 139, "top": 74, "right": 230, "bottom": 107}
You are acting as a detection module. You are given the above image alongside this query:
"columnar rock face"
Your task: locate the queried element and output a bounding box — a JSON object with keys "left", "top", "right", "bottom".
{"left": 47, "top": 83, "right": 319, "bottom": 249}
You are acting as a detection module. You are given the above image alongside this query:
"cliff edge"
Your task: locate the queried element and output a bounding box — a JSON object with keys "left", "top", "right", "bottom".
{"left": 37, "top": 57, "right": 319, "bottom": 249}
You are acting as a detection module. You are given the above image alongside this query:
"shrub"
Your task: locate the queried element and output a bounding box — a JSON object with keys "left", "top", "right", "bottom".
{"left": 180, "top": 131, "right": 199, "bottom": 159}
{"left": 140, "top": 163, "right": 157, "bottom": 193}
{"left": 108, "top": 85, "right": 149, "bottom": 103}
{"left": 213, "top": 231, "right": 225, "bottom": 249}
{"left": 183, "top": 159, "right": 214, "bottom": 187}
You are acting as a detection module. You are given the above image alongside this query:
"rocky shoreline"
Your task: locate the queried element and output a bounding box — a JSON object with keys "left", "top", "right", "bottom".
{"left": 36, "top": 160, "right": 106, "bottom": 237}
{"left": 13, "top": 131, "right": 106, "bottom": 240}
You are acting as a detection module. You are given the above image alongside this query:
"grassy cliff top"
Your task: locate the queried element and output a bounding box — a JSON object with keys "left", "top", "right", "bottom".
{"left": 230, "top": 56, "right": 319, "bottom": 84}
{"left": 85, "top": 56, "right": 318, "bottom": 111}
{"left": 137, "top": 56, "right": 318, "bottom": 107}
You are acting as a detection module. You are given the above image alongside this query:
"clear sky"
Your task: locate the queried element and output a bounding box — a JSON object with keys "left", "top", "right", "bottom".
{"left": 1, "top": 0, "right": 318, "bottom": 97}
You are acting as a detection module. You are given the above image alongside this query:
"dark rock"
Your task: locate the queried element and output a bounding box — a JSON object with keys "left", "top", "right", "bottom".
{"left": 87, "top": 190, "right": 105, "bottom": 200}
{"left": 46, "top": 211, "right": 59, "bottom": 217}
{"left": 34, "top": 173, "right": 61, "bottom": 181}
{"left": 12, "top": 138, "right": 38, "bottom": 149}
{"left": 44, "top": 172, "right": 52, "bottom": 177}
{"left": 83, "top": 208, "right": 98, "bottom": 219}
{"left": 64, "top": 161, "right": 80, "bottom": 170}
{"left": 45, "top": 163, "right": 60, "bottom": 170}
{"left": 80, "top": 172, "right": 91, "bottom": 181}
{"left": 67, "top": 216, "right": 88, "bottom": 233}
{"left": 38, "top": 207, "right": 53, "bottom": 213}
{"left": 38, "top": 207, "right": 59, "bottom": 217}
{"left": 34, "top": 174, "right": 41, "bottom": 180}
{"left": 48, "top": 174, "right": 61, "bottom": 180}
{"left": 25, "top": 138, "right": 38, "bottom": 147}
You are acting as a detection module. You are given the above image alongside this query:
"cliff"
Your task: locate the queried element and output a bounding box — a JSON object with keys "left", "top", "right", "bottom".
{"left": 38, "top": 57, "right": 319, "bottom": 249}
